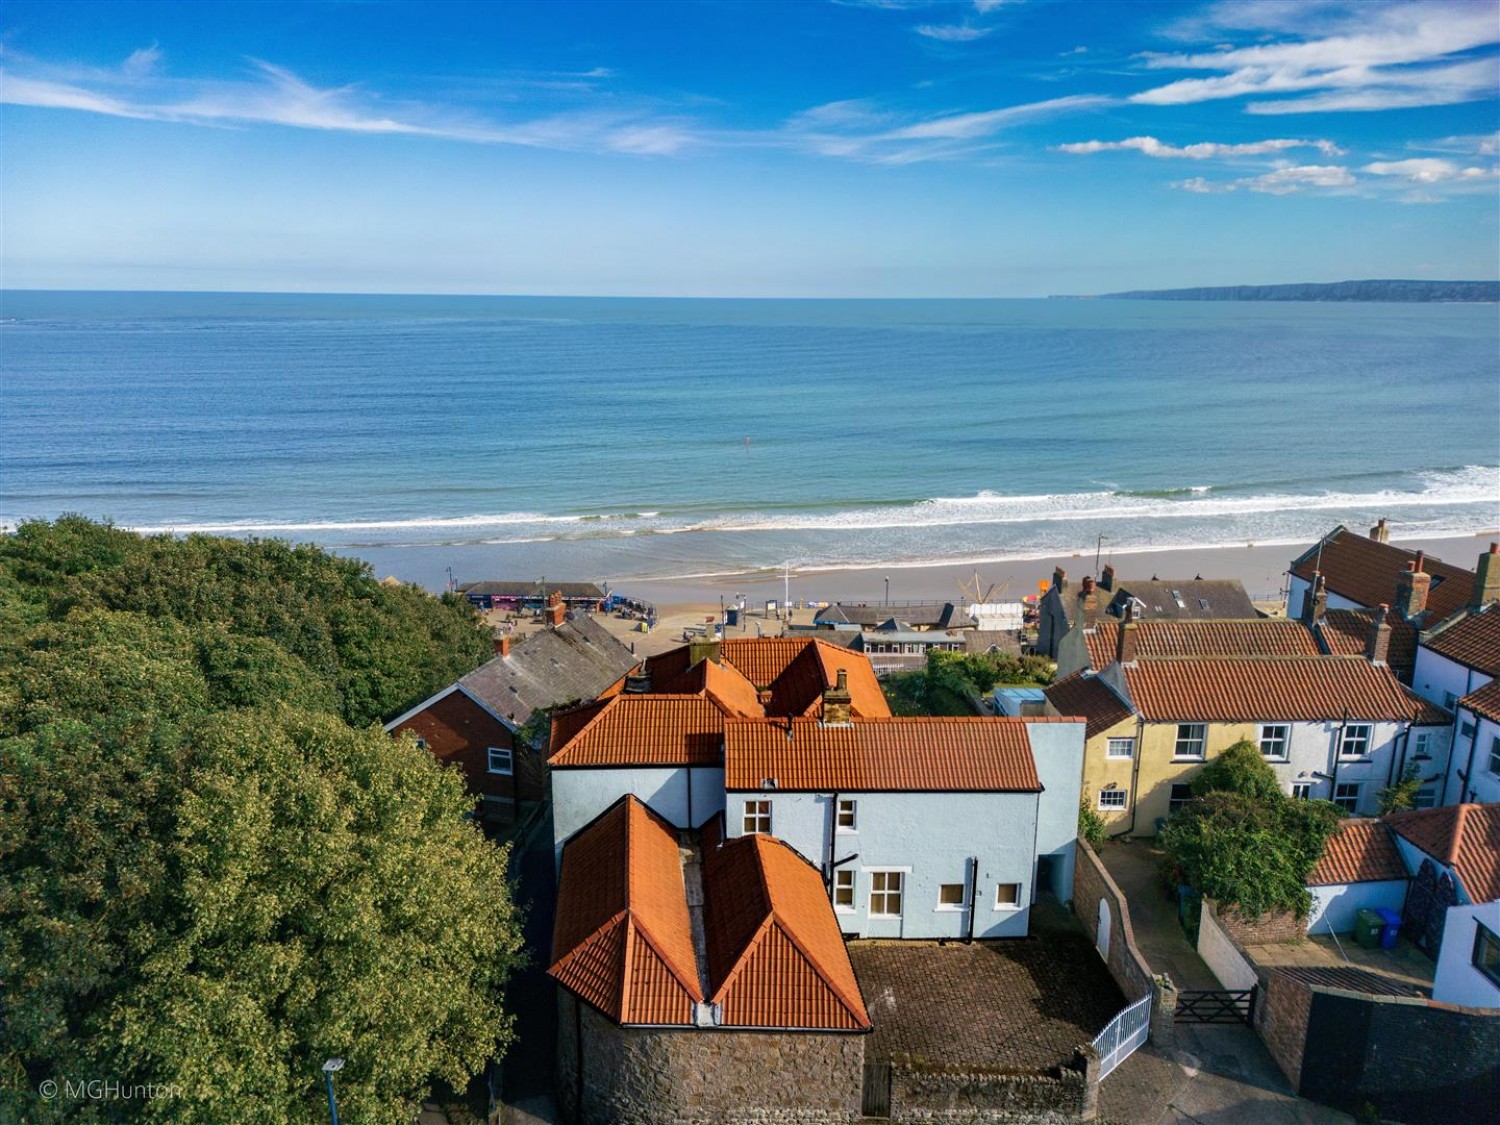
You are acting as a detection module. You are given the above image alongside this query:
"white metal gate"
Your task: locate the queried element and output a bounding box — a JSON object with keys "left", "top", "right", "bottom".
{"left": 1092, "top": 993, "right": 1151, "bottom": 1079}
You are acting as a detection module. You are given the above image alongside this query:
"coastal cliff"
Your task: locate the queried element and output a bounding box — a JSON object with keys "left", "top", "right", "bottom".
{"left": 1095, "top": 279, "right": 1499, "bottom": 302}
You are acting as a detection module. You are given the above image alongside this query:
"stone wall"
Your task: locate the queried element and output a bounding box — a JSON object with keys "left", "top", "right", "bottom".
{"left": 889, "top": 1048, "right": 1098, "bottom": 1124}
{"left": 1070, "top": 841, "right": 1176, "bottom": 1045}
{"left": 1299, "top": 990, "right": 1500, "bottom": 1123}
{"left": 555, "top": 992, "right": 865, "bottom": 1125}
{"left": 1197, "top": 900, "right": 1260, "bottom": 991}
{"left": 1210, "top": 901, "right": 1306, "bottom": 946}
{"left": 1251, "top": 970, "right": 1312, "bottom": 1091}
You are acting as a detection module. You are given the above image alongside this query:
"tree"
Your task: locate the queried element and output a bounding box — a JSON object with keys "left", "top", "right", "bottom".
{"left": 1189, "top": 739, "right": 1283, "bottom": 802}
{"left": 1378, "top": 763, "right": 1423, "bottom": 814}
{"left": 1078, "top": 799, "right": 1107, "bottom": 853}
{"left": 1, "top": 708, "right": 525, "bottom": 1124}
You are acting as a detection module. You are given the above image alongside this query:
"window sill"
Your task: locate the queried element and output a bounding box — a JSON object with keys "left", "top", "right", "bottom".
{"left": 868, "top": 914, "right": 902, "bottom": 921}
{"left": 934, "top": 905, "right": 969, "bottom": 913}
{"left": 1171, "top": 757, "right": 1205, "bottom": 763}
{"left": 992, "top": 904, "right": 1023, "bottom": 912}
{"left": 834, "top": 905, "right": 855, "bottom": 914}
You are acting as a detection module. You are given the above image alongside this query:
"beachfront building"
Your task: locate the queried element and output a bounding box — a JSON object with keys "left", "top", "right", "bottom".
{"left": 459, "top": 579, "right": 606, "bottom": 612}
{"left": 1286, "top": 522, "right": 1481, "bottom": 625}
{"left": 848, "top": 627, "right": 966, "bottom": 673}
{"left": 1043, "top": 639, "right": 1451, "bottom": 836}
{"left": 1035, "top": 564, "right": 1258, "bottom": 659}
{"left": 385, "top": 603, "right": 635, "bottom": 822}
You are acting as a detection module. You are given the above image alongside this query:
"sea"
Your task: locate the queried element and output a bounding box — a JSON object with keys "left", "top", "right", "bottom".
{"left": 2, "top": 291, "right": 1497, "bottom": 591}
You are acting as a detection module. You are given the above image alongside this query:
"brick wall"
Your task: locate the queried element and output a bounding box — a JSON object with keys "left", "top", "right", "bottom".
{"left": 1211, "top": 902, "right": 1306, "bottom": 946}
{"left": 890, "top": 1048, "right": 1098, "bottom": 1123}
{"left": 1299, "top": 991, "right": 1500, "bottom": 1124}
{"left": 392, "top": 691, "right": 537, "bottom": 804}
{"left": 1251, "top": 970, "right": 1312, "bottom": 1091}
{"left": 555, "top": 992, "right": 865, "bottom": 1125}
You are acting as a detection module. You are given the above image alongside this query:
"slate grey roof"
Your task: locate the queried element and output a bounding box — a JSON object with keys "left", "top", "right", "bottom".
{"left": 965, "top": 630, "right": 1021, "bottom": 656}
{"left": 815, "top": 602, "right": 957, "bottom": 628}
{"left": 460, "top": 580, "right": 606, "bottom": 599}
{"left": 458, "top": 614, "right": 637, "bottom": 728}
{"left": 1104, "top": 580, "right": 1258, "bottom": 622}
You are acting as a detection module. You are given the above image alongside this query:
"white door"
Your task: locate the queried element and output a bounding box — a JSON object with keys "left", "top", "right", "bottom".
{"left": 1096, "top": 898, "right": 1112, "bottom": 960}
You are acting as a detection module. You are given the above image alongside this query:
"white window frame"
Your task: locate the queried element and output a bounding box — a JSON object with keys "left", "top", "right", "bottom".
{"left": 836, "top": 798, "right": 858, "bottom": 833}
{"left": 833, "top": 868, "right": 855, "bottom": 913}
{"left": 1174, "top": 724, "right": 1206, "bottom": 760}
{"left": 993, "top": 882, "right": 1022, "bottom": 911}
{"left": 1097, "top": 789, "right": 1127, "bottom": 811}
{"left": 1412, "top": 730, "right": 1433, "bottom": 760}
{"left": 1340, "top": 724, "right": 1372, "bottom": 759}
{"left": 1291, "top": 782, "right": 1313, "bottom": 801}
{"left": 1258, "top": 724, "right": 1289, "bottom": 760}
{"left": 1488, "top": 735, "right": 1500, "bottom": 777}
{"left": 1106, "top": 737, "right": 1135, "bottom": 760}
{"left": 743, "top": 799, "right": 772, "bottom": 835}
{"left": 1334, "top": 782, "right": 1361, "bottom": 814}
{"left": 867, "top": 870, "right": 905, "bottom": 919}
{"left": 486, "top": 746, "right": 514, "bottom": 775}
{"left": 935, "top": 882, "right": 969, "bottom": 912}
{"left": 1414, "top": 786, "right": 1437, "bottom": 809}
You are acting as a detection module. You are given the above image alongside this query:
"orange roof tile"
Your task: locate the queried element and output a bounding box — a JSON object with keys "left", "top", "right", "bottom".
{"left": 548, "top": 695, "right": 728, "bottom": 768}
{"left": 1121, "top": 656, "right": 1449, "bottom": 724}
{"left": 717, "top": 637, "right": 889, "bottom": 719}
{"left": 1422, "top": 604, "right": 1500, "bottom": 676}
{"left": 1459, "top": 679, "right": 1500, "bottom": 725}
{"left": 702, "top": 831, "right": 869, "bottom": 1030}
{"left": 1386, "top": 804, "right": 1500, "bottom": 903}
{"left": 1317, "top": 610, "right": 1418, "bottom": 674}
{"left": 1044, "top": 672, "right": 1135, "bottom": 738}
{"left": 1308, "top": 819, "right": 1409, "bottom": 886}
{"left": 1291, "top": 527, "right": 1475, "bottom": 621}
{"left": 1084, "top": 619, "right": 1322, "bottom": 668}
{"left": 549, "top": 797, "right": 703, "bottom": 1024}
{"left": 723, "top": 717, "right": 1042, "bottom": 792}
{"left": 658, "top": 657, "right": 764, "bottom": 717}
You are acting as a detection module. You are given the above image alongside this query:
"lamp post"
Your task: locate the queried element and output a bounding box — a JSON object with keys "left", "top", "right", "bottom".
{"left": 884, "top": 576, "right": 890, "bottom": 607}
{"left": 322, "top": 1059, "right": 344, "bottom": 1125}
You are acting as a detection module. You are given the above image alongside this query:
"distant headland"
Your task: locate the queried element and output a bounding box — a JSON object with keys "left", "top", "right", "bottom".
{"left": 1068, "top": 279, "right": 1500, "bottom": 302}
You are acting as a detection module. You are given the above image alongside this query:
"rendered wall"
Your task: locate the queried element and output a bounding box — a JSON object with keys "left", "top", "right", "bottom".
{"left": 1307, "top": 879, "right": 1408, "bottom": 934}
{"left": 1197, "top": 900, "right": 1259, "bottom": 991}
{"left": 1433, "top": 899, "right": 1500, "bottom": 1009}
{"left": 1445, "top": 710, "right": 1500, "bottom": 805}
{"left": 1411, "top": 645, "right": 1491, "bottom": 709}
{"left": 552, "top": 766, "right": 725, "bottom": 860}
{"left": 1028, "top": 720, "right": 1086, "bottom": 903}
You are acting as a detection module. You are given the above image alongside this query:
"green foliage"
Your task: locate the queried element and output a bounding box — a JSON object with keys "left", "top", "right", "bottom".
{"left": 1189, "top": 739, "right": 1284, "bottom": 802}
{"left": 1078, "top": 799, "right": 1107, "bottom": 853}
{"left": 1159, "top": 791, "right": 1342, "bottom": 920}
{"left": 0, "top": 519, "right": 524, "bottom": 1123}
{"left": 1378, "top": 763, "right": 1423, "bottom": 815}
{"left": 881, "top": 649, "right": 1055, "bottom": 716}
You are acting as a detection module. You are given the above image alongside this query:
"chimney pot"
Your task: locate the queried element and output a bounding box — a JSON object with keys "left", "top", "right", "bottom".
{"left": 1100, "top": 564, "right": 1116, "bottom": 592}
{"left": 1396, "top": 560, "right": 1431, "bottom": 622}
{"left": 1369, "top": 519, "right": 1390, "bottom": 543}
{"left": 1365, "top": 603, "right": 1392, "bottom": 665}
{"left": 1472, "top": 543, "right": 1500, "bottom": 607}
{"left": 494, "top": 634, "right": 512, "bottom": 658}
{"left": 820, "top": 667, "right": 853, "bottom": 725}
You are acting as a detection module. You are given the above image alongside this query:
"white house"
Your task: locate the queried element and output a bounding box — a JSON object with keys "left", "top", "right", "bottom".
{"left": 1304, "top": 818, "right": 1411, "bottom": 934}
{"left": 1411, "top": 600, "right": 1500, "bottom": 711}
{"left": 1445, "top": 682, "right": 1500, "bottom": 806}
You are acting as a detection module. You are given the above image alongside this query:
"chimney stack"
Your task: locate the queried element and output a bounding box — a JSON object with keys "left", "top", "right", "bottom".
{"left": 1472, "top": 543, "right": 1500, "bottom": 608}
{"left": 821, "top": 668, "right": 853, "bottom": 725}
{"left": 545, "top": 590, "right": 566, "bottom": 628}
{"left": 1395, "top": 559, "right": 1430, "bottom": 622}
{"left": 493, "top": 633, "right": 512, "bottom": 658}
{"left": 1365, "top": 603, "right": 1392, "bottom": 665}
{"left": 1301, "top": 572, "right": 1328, "bottom": 625}
{"left": 1100, "top": 563, "right": 1116, "bottom": 592}
{"left": 1369, "top": 519, "right": 1390, "bottom": 544}
{"left": 1115, "top": 601, "right": 1138, "bottom": 665}
{"left": 1079, "top": 574, "right": 1099, "bottom": 612}
{"left": 1052, "top": 567, "right": 1068, "bottom": 595}
{"left": 624, "top": 668, "right": 654, "bottom": 694}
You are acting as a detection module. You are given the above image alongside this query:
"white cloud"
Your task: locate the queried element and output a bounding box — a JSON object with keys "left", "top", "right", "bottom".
{"left": 1244, "top": 163, "right": 1357, "bottom": 194}
{"left": 972, "top": 0, "right": 1014, "bottom": 11}
{"left": 1362, "top": 158, "right": 1498, "bottom": 183}
{"left": 121, "top": 44, "right": 162, "bottom": 79}
{"left": 1171, "top": 176, "right": 1235, "bottom": 193}
{"left": 915, "top": 23, "right": 991, "bottom": 42}
{"left": 1134, "top": 2, "right": 1499, "bottom": 113}
{"left": 1055, "top": 135, "right": 1343, "bottom": 159}
{"left": 0, "top": 73, "right": 153, "bottom": 118}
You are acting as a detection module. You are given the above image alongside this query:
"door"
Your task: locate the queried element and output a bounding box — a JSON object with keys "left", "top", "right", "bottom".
{"left": 1097, "top": 898, "right": 1112, "bottom": 960}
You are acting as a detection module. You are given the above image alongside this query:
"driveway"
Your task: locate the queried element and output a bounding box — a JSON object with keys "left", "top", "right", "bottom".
{"left": 1093, "top": 840, "right": 1351, "bottom": 1125}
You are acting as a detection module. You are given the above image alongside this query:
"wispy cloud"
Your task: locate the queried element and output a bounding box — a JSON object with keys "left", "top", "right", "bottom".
{"left": 1134, "top": 1, "right": 1499, "bottom": 113}
{"left": 1362, "top": 158, "right": 1498, "bottom": 184}
{"left": 0, "top": 50, "right": 701, "bottom": 155}
{"left": 1169, "top": 162, "right": 1357, "bottom": 195}
{"left": 1055, "top": 135, "right": 1343, "bottom": 159}
{"left": 915, "top": 23, "right": 991, "bottom": 42}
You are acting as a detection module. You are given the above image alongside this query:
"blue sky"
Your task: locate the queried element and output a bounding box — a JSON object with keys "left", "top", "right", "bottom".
{"left": 2, "top": 0, "right": 1497, "bottom": 296}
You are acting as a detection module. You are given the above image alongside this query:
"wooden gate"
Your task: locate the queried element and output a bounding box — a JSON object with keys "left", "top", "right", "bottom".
{"left": 861, "top": 1062, "right": 891, "bottom": 1118}
{"left": 1175, "top": 988, "right": 1255, "bottom": 1025}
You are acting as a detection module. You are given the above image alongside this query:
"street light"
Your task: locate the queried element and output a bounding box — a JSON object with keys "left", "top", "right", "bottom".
{"left": 322, "top": 1059, "right": 344, "bottom": 1125}
{"left": 884, "top": 576, "right": 890, "bottom": 607}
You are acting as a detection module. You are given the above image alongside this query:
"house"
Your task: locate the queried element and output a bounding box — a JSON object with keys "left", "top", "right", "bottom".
{"left": 813, "top": 601, "right": 962, "bottom": 630}
{"left": 1447, "top": 680, "right": 1500, "bottom": 805}
{"left": 1412, "top": 591, "right": 1500, "bottom": 710}
{"left": 1036, "top": 563, "right": 1257, "bottom": 658}
{"left": 849, "top": 628, "right": 965, "bottom": 673}
{"left": 1305, "top": 817, "right": 1411, "bottom": 934}
{"left": 459, "top": 579, "right": 606, "bottom": 612}
{"left": 1043, "top": 639, "right": 1451, "bottom": 835}
{"left": 1385, "top": 803, "right": 1500, "bottom": 1009}
{"left": 1286, "top": 522, "right": 1480, "bottom": 625}
{"left": 385, "top": 600, "right": 636, "bottom": 822}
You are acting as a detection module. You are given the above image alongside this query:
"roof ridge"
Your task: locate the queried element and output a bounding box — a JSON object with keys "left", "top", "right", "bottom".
{"left": 549, "top": 909, "right": 628, "bottom": 979}
{"left": 628, "top": 912, "right": 707, "bottom": 1003}
{"left": 710, "top": 912, "right": 777, "bottom": 1003}
{"left": 549, "top": 697, "right": 615, "bottom": 760}
{"left": 765, "top": 913, "right": 868, "bottom": 1026}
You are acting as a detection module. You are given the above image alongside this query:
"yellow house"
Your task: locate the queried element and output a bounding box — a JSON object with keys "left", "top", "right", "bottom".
{"left": 1044, "top": 651, "right": 1450, "bottom": 837}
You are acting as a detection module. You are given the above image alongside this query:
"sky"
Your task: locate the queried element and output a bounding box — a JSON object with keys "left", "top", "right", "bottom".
{"left": 2, "top": 0, "right": 1497, "bottom": 297}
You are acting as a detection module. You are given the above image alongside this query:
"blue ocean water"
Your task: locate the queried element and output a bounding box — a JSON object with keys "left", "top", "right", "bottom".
{"left": 2, "top": 291, "right": 1497, "bottom": 584}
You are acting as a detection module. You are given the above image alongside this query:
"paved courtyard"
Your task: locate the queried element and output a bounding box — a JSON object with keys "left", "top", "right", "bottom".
{"left": 849, "top": 901, "right": 1127, "bottom": 1071}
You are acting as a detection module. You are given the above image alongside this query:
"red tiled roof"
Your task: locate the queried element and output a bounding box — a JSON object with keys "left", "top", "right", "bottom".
{"left": 716, "top": 638, "right": 888, "bottom": 719}
{"left": 723, "top": 717, "right": 1042, "bottom": 792}
{"left": 702, "top": 828, "right": 870, "bottom": 1030}
{"left": 548, "top": 695, "right": 728, "bottom": 767}
{"left": 1422, "top": 604, "right": 1500, "bottom": 676}
{"left": 1308, "top": 819, "right": 1409, "bottom": 886}
{"left": 549, "top": 797, "right": 703, "bottom": 1025}
{"left": 1386, "top": 804, "right": 1500, "bottom": 904}
{"left": 1121, "top": 656, "right": 1449, "bottom": 724}
{"left": 1459, "top": 679, "right": 1500, "bottom": 725}
{"left": 1084, "top": 619, "right": 1322, "bottom": 668}
{"left": 658, "top": 658, "right": 764, "bottom": 717}
{"left": 1317, "top": 610, "right": 1418, "bottom": 674}
{"left": 1291, "top": 527, "right": 1475, "bottom": 621}
{"left": 1044, "top": 672, "right": 1135, "bottom": 738}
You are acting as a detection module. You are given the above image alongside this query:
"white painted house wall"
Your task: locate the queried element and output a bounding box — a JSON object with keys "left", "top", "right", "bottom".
{"left": 1307, "top": 879, "right": 1409, "bottom": 934}
{"left": 1263, "top": 719, "right": 1410, "bottom": 816}
{"left": 552, "top": 765, "right": 725, "bottom": 864}
{"left": 723, "top": 788, "right": 1039, "bottom": 940}
{"left": 1411, "top": 644, "right": 1493, "bottom": 710}
{"left": 1027, "top": 720, "right": 1086, "bottom": 903}
{"left": 1285, "top": 573, "right": 1365, "bottom": 618}
{"left": 1432, "top": 899, "right": 1500, "bottom": 1010}
{"left": 1444, "top": 708, "right": 1500, "bottom": 805}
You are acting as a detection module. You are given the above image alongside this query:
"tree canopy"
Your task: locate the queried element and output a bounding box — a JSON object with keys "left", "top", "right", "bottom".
{"left": 0, "top": 519, "right": 522, "bottom": 1123}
